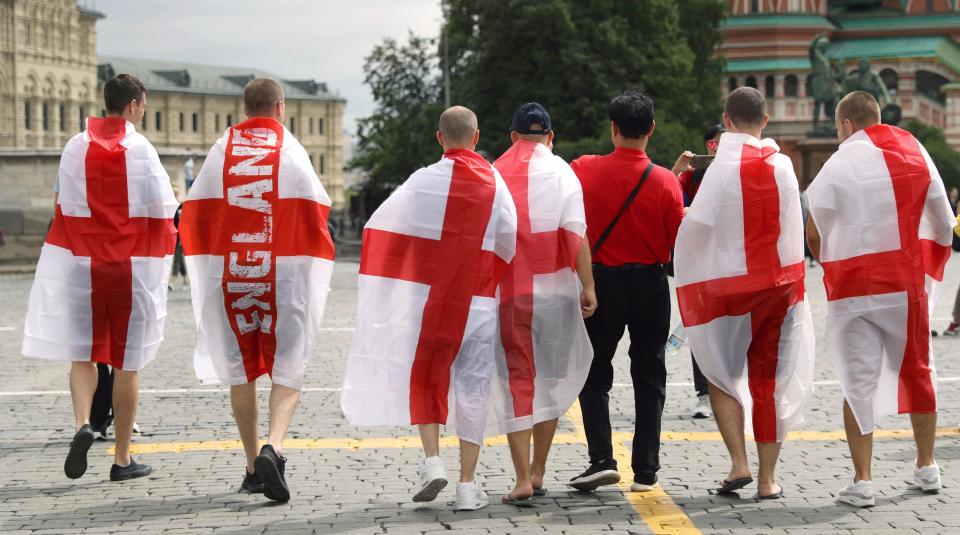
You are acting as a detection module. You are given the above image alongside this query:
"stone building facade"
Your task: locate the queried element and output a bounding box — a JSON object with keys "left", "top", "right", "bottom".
{"left": 720, "top": 0, "right": 960, "bottom": 176}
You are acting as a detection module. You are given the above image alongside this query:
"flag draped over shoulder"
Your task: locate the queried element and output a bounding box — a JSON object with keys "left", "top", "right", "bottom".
{"left": 674, "top": 132, "right": 815, "bottom": 443}
{"left": 180, "top": 117, "right": 335, "bottom": 390}
{"left": 22, "top": 118, "right": 178, "bottom": 371}
{"left": 340, "top": 149, "right": 517, "bottom": 445}
{"left": 487, "top": 140, "right": 592, "bottom": 436}
{"left": 807, "top": 124, "right": 956, "bottom": 433}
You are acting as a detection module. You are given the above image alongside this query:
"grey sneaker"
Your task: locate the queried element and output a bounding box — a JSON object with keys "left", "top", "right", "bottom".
{"left": 837, "top": 479, "right": 875, "bottom": 507}
{"left": 914, "top": 463, "right": 942, "bottom": 493}
{"left": 692, "top": 394, "right": 712, "bottom": 419}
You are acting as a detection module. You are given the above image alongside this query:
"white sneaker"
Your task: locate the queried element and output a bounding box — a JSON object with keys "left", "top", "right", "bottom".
{"left": 454, "top": 478, "right": 489, "bottom": 511}
{"left": 836, "top": 479, "right": 875, "bottom": 507}
{"left": 413, "top": 456, "right": 447, "bottom": 502}
{"left": 630, "top": 481, "right": 660, "bottom": 492}
{"left": 914, "top": 463, "right": 942, "bottom": 493}
{"left": 692, "top": 394, "right": 712, "bottom": 419}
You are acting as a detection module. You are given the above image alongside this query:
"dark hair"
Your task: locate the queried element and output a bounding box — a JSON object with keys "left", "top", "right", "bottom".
{"left": 724, "top": 87, "right": 766, "bottom": 128}
{"left": 607, "top": 90, "right": 654, "bottom": 139}
{"left": 103, "top": 74, "right": 146, "bottom": 115}
{"left": 703, "top": 123, "right": 725, "bottom": 142}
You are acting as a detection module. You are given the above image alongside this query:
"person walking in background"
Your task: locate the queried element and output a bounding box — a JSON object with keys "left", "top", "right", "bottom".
{"left": 569, "top": 90, "right": 684, "bottom": 493}
{"left": 943, "top": 187, "right": 960, "bottom": 337}
{"left": 169, "top": 183, "right": 187, "bottom": 291}
{"left": 671, "top": 124, "right": 724, "bottom": 420}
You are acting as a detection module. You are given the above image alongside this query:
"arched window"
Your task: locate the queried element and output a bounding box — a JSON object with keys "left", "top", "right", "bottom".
{"left": 750, "top": 0, "right": 760, "bottom": 13}
{"left": 746, "top": 76, "right": 757, "bottom": 89}
{"left": 765, "top": 75, "right": 775, "bottom": 98}
{"left": 916, "top": 70, "right": 949, "bottom": 104}
{"left": 784, "top": 74, "right": 799, "bottom": 97}
{"left": 728, "top": 77, "right": 738, "bottom": 91}
{"left": 880, "top": 68, "right": 899, "bottom": 96}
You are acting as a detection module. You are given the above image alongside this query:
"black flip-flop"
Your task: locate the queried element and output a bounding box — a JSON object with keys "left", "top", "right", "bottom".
{"left": 533, "top": 488, "right": 547, "bottom": 497}
{"left": 756, "top": 486, "right": 784, "bottom": 500}
{"left": 710, "top": 476, "right": 753, "bottom": 495}
{"left": 502, "top": 493, "right": 536, "bottom": 506}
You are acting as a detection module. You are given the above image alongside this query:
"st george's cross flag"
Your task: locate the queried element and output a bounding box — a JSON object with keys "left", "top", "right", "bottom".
{"left": 180, "top": 117, "right": 335, "bottom": 390}
{"left": 807, "top": 124, "right": 956, "bottom": 434}
{"left": 487, "top": 140, "right": 592, "bottom": 436}
{"left": 23, "top": 117, "right": 178, "bottom": 370}
{"left": 674, "top": 132, "right": 816, "bottom": 443}
{"left": 341, "top": 149, "right": 517, "bottom": 445}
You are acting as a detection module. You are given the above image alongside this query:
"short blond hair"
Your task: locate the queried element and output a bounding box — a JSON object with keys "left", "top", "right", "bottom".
{"left": 438, "top": 106, "right": 478, "bottom": 145}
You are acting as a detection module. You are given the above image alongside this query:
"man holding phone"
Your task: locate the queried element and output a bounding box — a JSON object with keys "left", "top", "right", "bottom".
{"left": 671, "top": 124, "right": 724, "bottom": 419}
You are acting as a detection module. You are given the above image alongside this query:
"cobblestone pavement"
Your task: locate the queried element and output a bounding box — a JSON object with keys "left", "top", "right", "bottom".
{"left": 1, "top": 255, "right": 960, "bottom": 534}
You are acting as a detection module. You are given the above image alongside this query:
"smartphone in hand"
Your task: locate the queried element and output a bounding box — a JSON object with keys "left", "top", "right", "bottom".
{"left": 691, "top": 155, "right": 714, "bottom": 169}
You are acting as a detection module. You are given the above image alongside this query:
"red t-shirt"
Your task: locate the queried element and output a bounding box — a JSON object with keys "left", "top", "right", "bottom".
{"left": 572, "top": 147, "right": 684, "bottom": 267}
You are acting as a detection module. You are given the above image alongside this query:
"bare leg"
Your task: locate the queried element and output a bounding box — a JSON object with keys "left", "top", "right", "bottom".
{"left": 459, "top": 440, "right": 481, "bottom": 483}
{"left": 231, "top": 382, "right": 259, "bottom": 473}
{"left": 266, "top": 383, "right": 300, "bottom": 455}
{"left": 418, "top": 423, "right": 440, "bottom": 458}
{"left": 506, "top": 429, "right": 534, "bottom": 499}
{"left": 531, "top": 418, "right": 559, "bottom": 490}
{"left": 756, "top": 442, "right": 783, "bottom": 496}
{"left": 70, "top": 362, "right": 98, "bottom": 431}
{"left": 112, "top": 369, "right": 139, "bottom": 466}
{"left": 844, "top": 400, "right": 873, "bottom": 482}
{"left": 911, "top": 412, "right": 937, "bottom": 468}
{"left": 709, "top": 383, "right": 751, "bottom": 483}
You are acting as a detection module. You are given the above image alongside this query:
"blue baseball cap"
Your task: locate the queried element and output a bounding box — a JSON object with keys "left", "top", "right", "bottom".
{"left": 510, "top": 102, "right": 552, "bottom": 135}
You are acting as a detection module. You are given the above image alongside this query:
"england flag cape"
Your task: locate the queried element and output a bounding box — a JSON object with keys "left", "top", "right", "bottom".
{"left": 674, "top": 132, "right": 815, "bottom": 443}
{"left": 807, "top": 124, "right": 956, "bottom": 434}
{"left": 22, "top": 117, "right": 178, "bottom": 371}
{"left": 341, "top": 149, "right": 517, "bottom": 445}
{"left": 180, "top": 117, "right": 335, "bottom": 390}
{"left": 488, "top": 140, "right": 592, "bottom": 436}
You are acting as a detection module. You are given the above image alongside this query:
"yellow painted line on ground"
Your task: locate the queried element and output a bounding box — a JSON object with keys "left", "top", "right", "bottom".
{"left": 112, "top": 426, "right": 960, "bottom": 455}
{"left": 566, "top": 402, "right": 702, "bottom": 535}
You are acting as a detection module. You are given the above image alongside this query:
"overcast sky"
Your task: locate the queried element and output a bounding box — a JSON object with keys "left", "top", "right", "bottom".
{"left": 94, "top": 0, "right": 442, "bottom": 138}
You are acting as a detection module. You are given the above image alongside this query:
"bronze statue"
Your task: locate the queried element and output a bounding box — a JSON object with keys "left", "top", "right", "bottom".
{"left": 808, "top": 36, "right": 839, "bottom": 131}
{"left": 844, "top": 58, "right": 892, "bottom": 107}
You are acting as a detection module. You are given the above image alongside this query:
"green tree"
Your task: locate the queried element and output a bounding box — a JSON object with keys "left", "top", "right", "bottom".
{"left": 903, "top": 119, "right": 960, "bottom": 190}
{"left": 442, "top": 0, "right": 727, "bottom": 164}
{"left": 351, "top": 33, "right": 444, "bottom": 197}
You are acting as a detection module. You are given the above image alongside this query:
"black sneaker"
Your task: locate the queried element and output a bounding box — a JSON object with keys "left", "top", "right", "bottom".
{"left": 568, "top": 459, "right": 621, "bottom": 492}
{"left": 64, "top": 424, "right": 96, "bottom": 479}
{"left": 254, "top": 444, "right": 289, "bottom": 502}
{"left": 241, "top": 469, "right": 265, "bottom": 493}
{"left": 109, "top": 457, "right": 152, "bottom": 481}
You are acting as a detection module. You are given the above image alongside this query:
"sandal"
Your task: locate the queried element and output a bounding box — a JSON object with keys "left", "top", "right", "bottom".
{"left": 502, "top": 493, "right": 536, "bottom": 506}
{"left": 710, "top": 476, "right": 753, "bottom": 495}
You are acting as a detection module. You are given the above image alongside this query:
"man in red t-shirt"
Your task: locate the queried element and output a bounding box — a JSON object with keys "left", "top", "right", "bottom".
{"left": 568, "top": 91, "right": 684, "bottom": 493}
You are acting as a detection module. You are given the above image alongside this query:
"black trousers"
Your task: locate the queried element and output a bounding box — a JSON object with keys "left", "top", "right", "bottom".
{"left": 90, "top": 363, "right": 114, "bottom": 433}
{"left": 579, "top": 264, "right": 670, "bottom": 484}
{"left": 691, "top": 353, "right": 708, "bottom": 397}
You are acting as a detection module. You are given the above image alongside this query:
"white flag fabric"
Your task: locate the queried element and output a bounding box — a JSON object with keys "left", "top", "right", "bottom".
{"left": 180, "top": 117, "right": 335, "bottom": 390}
{"left": 674, "top": 132, "right": 815, "bottom": 443}
{"left": 487, "top": 140, "right": 592, "bottom": 436}
{"left": 22, "top": 118, "right": 178, "bottom": 371}
{"left": 807, "top": 124, "right": 956, "bottom": 434}
{"left": 341, "top": 149, "right": 517, "bottom": 445}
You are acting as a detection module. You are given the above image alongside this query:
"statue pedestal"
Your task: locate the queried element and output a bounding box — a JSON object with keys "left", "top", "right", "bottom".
{"left": 797, "top": 136, "right": 839, "bottom": 189}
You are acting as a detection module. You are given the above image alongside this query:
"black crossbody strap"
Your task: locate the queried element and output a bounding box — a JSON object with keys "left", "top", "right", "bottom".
{"left": 591, "top": 162, "right": 654, "bottom": 256}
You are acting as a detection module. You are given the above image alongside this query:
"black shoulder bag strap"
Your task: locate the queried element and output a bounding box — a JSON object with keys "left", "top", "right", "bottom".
{"left": 591, "top": 162, "right": 654, "bottom": 256}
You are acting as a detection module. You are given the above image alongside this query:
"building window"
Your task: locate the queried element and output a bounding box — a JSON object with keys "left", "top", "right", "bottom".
{"left": 319, "top": 154, "right": 325, "bottom": 175}
{"left": 155, "top": 111, "right": 162, "bottom": 131}
{"left": 25, "top": 21, "right": 32, "bottom": 46}
{"left": 784, "top": 74, "right": 799, "bottom": 97}
{"left": 728, "top": 77, "right": 738, "bottom": 91}
{"left": 141, "top": 114, "right": 146, "bottom": 130}
{"left": 318, "top": 118, "right": 324, "bottom": 135}
{"left": 289, "top": 116, "right": 296, "bottom": 133}
{"left": 227, "top": 114, "right": 233, "bottom": 127}
{"left": 880, "top": 68, "right": 899, "bottom": 96}
{"left": 215, "top": 114, "right": 220, "bottom": 132}
{"left": 926, "top": 0, "right": 935, "bottom": 12}
{"left": 764, "top": 75, "right": 775, "bottom": 98}
{"left": 309, "top": 117, "right": 314, "bottom": 135}
{"left": 750, "top": 0, "right": 759, "bottom": 13}
{"left": 42, "top": 102, "right": 49, "bottom": 131}
{"left": 79, "top": 107, "right": 86, "bottom": 131}
{"left": 100, "top": 109, "right": 106, "bottom": 118}
{"left": 179, "top": 112, "right": 185, "bottom": 132}
{"left": 41, "top": 26, "right": 49, "bottom": 48}
{"left": 59, "top": 104, "right": 66, "bottom": 131}
{"left": 745, "top": 76, "right": 757, "bottom": 89}
{"left": 24, "top": 101, "right": 31, "bottom": 130}
{"left": 192, "top": 113, "right": 199, "bottom": 132}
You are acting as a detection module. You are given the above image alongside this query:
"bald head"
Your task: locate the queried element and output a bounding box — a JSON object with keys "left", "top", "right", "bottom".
{"left": 836, "top": 91, "right": 880, "bottom": 137}
{"left": 244, "top": 78, "right": 284, "bottom": 119}
{"left": 438, "top": 106, "right": 479, "bottom": 149}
